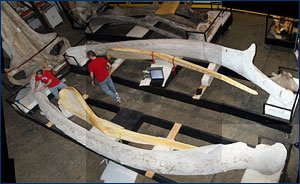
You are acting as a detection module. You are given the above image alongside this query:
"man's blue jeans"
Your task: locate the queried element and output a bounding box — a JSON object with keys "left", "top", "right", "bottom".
{"left": 98, "top": 76, "right": 118, "bottom": 102}
{"left": 49, "top": 82, "right": 67, "bottom": 99}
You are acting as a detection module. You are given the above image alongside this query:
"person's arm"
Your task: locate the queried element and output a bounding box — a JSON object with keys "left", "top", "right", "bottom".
{"left": 107, "top": 62, "right": 112, "bottom": 73}
{"left": 34, "top": 80, "right": 39, "bottom": 92}
{"left": 39, "top": 79, "right": 52, "bottom": 91}
{"left": 90, "top": 72, "right": 95, "bottom": 86}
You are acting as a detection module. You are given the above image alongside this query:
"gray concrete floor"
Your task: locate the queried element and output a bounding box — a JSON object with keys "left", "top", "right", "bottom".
{"left": 2, "top": 11, "right": 299, "bottom": 183}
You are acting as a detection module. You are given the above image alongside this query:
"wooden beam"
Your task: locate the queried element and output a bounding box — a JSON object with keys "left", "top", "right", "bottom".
{"left": 145, "top": 122, "right": 182, "bottom": 179}
{"left": 58, "top": 87, "right": 196, "bottom": 150}
{"left": 167, "top": 122, "right": 182, "bottom": 139}
{"left": 107, "top": 47, "right": 258, "bottom": 95}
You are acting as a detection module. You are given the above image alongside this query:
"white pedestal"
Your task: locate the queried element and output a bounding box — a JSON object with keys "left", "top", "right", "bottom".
{"left": 201, "top": 63, "right": 220, "bottom": 86}
{"left": 241, "top": 169, "right": 282, "bottom": 183}
{"left": 264, "top": 78, "right": 299, "bottom": 121}
{"left": 100, "top": 161, "right": 137, "bottom": 183}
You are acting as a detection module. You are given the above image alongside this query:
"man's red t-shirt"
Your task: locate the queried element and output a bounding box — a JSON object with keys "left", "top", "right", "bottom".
{"left": 88, "top": 57, "right": 109, "bottom": 83}
{"left": 35, "top": 70, "right": 60, "bottom": 88}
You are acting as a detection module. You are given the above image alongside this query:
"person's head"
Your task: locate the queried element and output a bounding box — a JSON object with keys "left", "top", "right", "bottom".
{"left": 86, "top": 50, "right": 96, "bottom": 60}
{"left": 36, "top": 69, "right": 43, "bottom": 77}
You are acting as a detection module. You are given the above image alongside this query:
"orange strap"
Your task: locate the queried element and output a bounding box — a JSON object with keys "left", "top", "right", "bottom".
{"left": 171, "top": 56, "right": 177, "bottom": 76}
{"left": 151, "top": 51, "right": 155, "bottom": 64}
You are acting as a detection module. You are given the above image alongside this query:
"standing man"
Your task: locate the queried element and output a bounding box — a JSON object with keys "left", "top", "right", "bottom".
{"left": 87, "top": 50, "right": 121, "bottom": 103}
{"left": 34, "top": 69, "right": 67, "bottom": 99}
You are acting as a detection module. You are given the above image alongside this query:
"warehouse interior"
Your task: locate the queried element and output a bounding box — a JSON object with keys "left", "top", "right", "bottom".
{"left": 1, "top": 1, "right": 299, "bottom": 183}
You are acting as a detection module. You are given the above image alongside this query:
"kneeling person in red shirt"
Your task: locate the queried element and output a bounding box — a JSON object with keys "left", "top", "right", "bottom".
{"left": 34, "top": 70, "right": 67, "bottom": 99}
{"left": 87, "top": 50, "right": 121, "bottom": 103}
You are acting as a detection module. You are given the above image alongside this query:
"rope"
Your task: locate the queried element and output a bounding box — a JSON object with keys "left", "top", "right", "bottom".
{"left": 151, "top": 51, "right": 155, "bottom": 64}
{"left": 171, "top": 56, "right": 177, "bottom": 76}
{"left": 119, "top": 128, "right": 124, "bottom": 143}
{"left": 6, "top": 35, "right": 58, "bottom": 74}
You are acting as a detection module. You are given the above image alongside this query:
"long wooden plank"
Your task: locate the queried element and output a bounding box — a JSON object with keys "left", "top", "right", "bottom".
{"left": 155, "top": 1, "right": 180, "bottom": 15}
{"left": 107, "top": 47, "right": 258, "bottom": 95}
{"left": 167, "top": 122, "right": 182, "bottom": 139}
{"left": 145, "top": 122, "right": 182, "bottom": 179}
{"left": 58, "top": 87, "right": 196, "bottom": 150}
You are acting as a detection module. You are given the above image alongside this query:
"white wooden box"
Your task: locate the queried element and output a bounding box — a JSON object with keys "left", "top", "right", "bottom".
{"left": 264, "top": 78, "right": 299, "bottom": 121}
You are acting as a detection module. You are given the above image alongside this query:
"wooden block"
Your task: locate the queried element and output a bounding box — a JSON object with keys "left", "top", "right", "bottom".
{"left": 145, "top": 171, "right": 155, "bottom": 178}
{"left": 46, "top": 122, "right": 54, "bottom": 128}
{"left": 53, "top": 62, "right": 67, "bottom": 75}
{"left": 82, "top": 94, "right": 89, "bottom": 100}
{"left": 145, "top": 122, "right": 182, "bottom": 179}
{"left": 192, "top": 85, "right": 208, "bottom": 100}
{"left": 167, "top": 122, "right": 182, "bottom": 140}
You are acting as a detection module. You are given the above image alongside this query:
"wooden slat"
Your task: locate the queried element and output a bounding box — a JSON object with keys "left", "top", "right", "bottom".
{"left": 192, "top": 85, "right": 208, "bottom": 100}
{"left": 167, "top": 122, "right": 182, "bottom": 139}
{"left": 145, "top": 122, "right": 182, "bottom": 179}
{"left": 46, "top": 121, "right": 54, "bottom": 128}
{"left": 145, "top": 171, "right": 155, "bottom": 178}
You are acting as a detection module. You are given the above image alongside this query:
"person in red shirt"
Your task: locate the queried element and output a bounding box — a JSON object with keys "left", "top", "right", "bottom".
{"left": 87, "top": 50, "right": 121, "bottom": 103}
{"left": 34, "top": 69, "right": 67, "bottom": 99}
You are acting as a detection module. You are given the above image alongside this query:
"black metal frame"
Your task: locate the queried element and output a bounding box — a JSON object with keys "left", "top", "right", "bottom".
{"left": 265, "top": 15, "right": 299, "bottom": 48}
{"left": 5, "top": 93, "right": 246, "bottom": 183}
{"left": 5, "top": 90, "right": 293, "bottom": 182}
{"left": 263, "top": 66, "right": 299, "bottom": 122}
{"left": 185, "top": 9, "right": 232, "bottom": 43}
{"left": 6, "top": 102, "right": 175, "bottom": 183}
{"left": 110, "top": 75, "right": 293, "bottom": 133}
{"left": 85, "top": 98, "right": 239, "bottom": 146}
{"left": 263, "top": 92, "right": 299, "bottom": 122}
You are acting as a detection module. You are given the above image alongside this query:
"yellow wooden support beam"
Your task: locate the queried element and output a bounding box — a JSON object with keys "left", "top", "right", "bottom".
{"left": 59, "top": 87, "right": 196, "bottom": 150}
{"left": 107, "top": 47, "right": 258, "bottom": 95}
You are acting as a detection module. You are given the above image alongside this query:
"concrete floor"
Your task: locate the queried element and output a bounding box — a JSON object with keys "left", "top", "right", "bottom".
{"left": 2, "top": 11, "right": 299, "bottom": 183}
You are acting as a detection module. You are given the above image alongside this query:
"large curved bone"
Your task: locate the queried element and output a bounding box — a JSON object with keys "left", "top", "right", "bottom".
{"left": 34, "top": 89, "right": 287, "bottom": 175}
{"left": 58, "top": 87, "right": 195, "bottom": 150}
{"left": 1, "top": 2, "right": 71, "bottom": 86}
{"left": 65, "top": 39, "right": 295, "bottom": 104}
{"left": 107, "top": 47, "right": 258, "bottom": 95}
